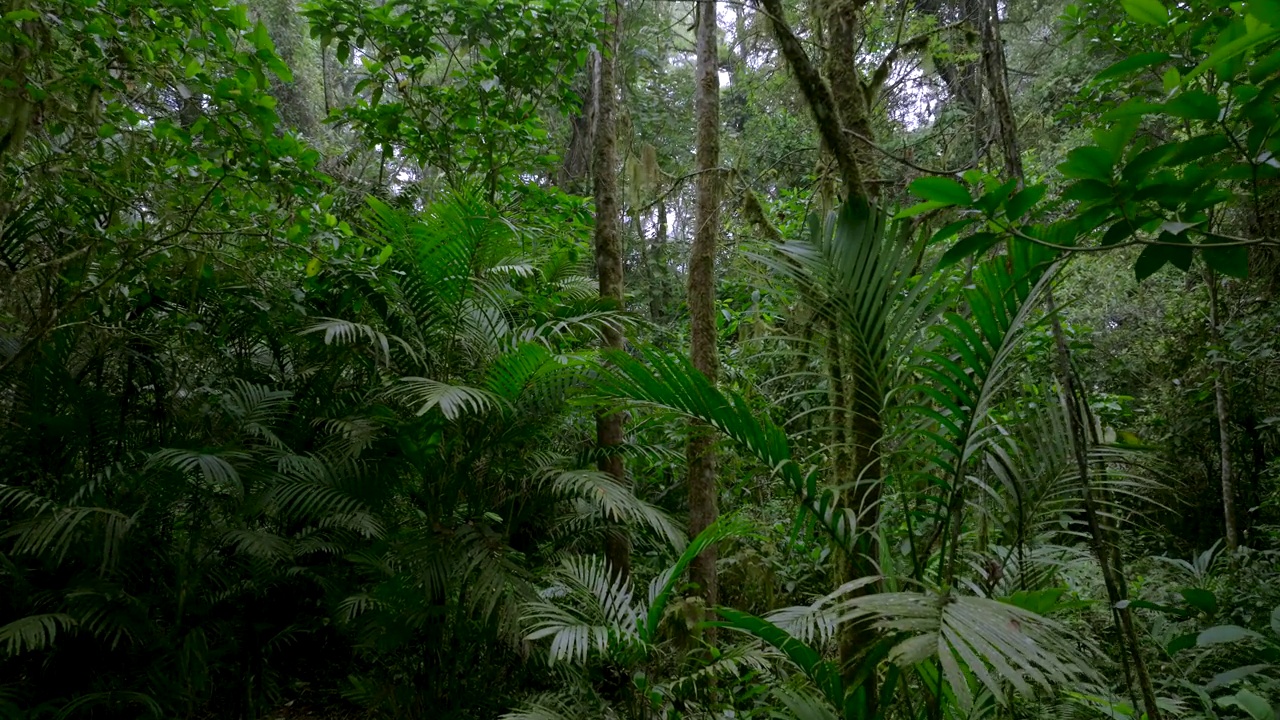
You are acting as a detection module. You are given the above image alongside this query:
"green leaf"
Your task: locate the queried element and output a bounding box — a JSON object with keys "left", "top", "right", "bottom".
{"left": 1062, "top": 179, "right": 1114, "bottom": 202}
{"left": 1206, "top": 664, "right": 1272, "bottom": 690}
{"left": 248, "top": 21, "right": 274, "bottom": 52}
{"left": 1059, "top": 146, "right": 1114, "bottom": 181}
{"left": 1167, "top": 632, "right": 1198, "bottom": 654}
{"left": 940, "top": 232, "right": 999, "bottom": 268}
{"left": 1203, "top": 243, "right": 1249, "bottom": 279}
{"left": 3, "top": 9, "right": 39, "bottom": 21}
{"left": 1220, "top": 689, "right": 1276, "bottom": 720}
{"left": 644, "top": 517, "right": 747, "bottom": 641}
{"left": 1188, "top": 22, "right": 1280, "bottom": 81}
{"left": 1102, "top": 220, "right": 1137, "bottom": 246}
{"left": 909, "top": 177, "right": 971, "bottom": 206}
{"left": 265, "top": 56, "right": 294, "bottom": 83}
{"left": 1095, "top": 52, "right": 1170, "bottom": 81}
{"left": 1246, "top": 0, "right": 1280, "bottom": 26}
{"left": 1179, "top": 588, "right": 1218, "bottom": 615}
{"left": 715, "top": 608, "right": 843, "bottom": 710}
{"left": 1121, "top": 0, "right": 1168, "bottom": 25}
{"left": 1000, "top": 588, "right": 1068, "bottom": 615}
{"left": 1198, "top": 625, "right": 1264, "bottom": 645}
{"left": 1271, "top": 604, "right": 1280, "bottom": 637}
{"left": 1135, "top": 243, "right": 1172, "bottom": 281}
{"left": 929, "top": 218, "right": 977, "bottom": 244}
{"left": 1005, "top": 185, "right": 1047, "bottom": 221}
{"left": 894, "top": 200, "right": 952, "bottom": 219}
{"left": 1162, "top": 90, "right": 1221, "bottom": 120}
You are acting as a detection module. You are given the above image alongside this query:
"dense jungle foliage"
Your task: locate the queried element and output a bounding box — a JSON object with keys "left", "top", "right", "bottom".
{"left": 2, "top": 0, "right": 1280, "bottom": 718}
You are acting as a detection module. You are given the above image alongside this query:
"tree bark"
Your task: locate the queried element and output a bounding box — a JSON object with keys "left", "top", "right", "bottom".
{"left": 822, "top": 0, "right": 876, "bottom": 197}
{"left": 593, "top": 0, "right": 630, "bottom": 582}
{"left": 560, "top": 66, "right": 597, "bottom": 193}
{"left": 1207, "top": 271, "right": 1239, "bottom": 551}
{"left": 979, "top": 0, "right": 1021, "bottom": 183}
{"left": 688, "top": 0, "right": 721, "bottom": 609}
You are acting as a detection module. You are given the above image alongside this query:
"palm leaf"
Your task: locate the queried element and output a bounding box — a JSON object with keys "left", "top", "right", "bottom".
{"left": 0, "top": 614, "right": 77, "bottom": 657}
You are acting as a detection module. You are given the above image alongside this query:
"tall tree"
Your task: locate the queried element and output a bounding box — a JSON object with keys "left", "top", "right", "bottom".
{"left": 594, "top": 0, "right": 630, "bottom": 580}
{"left": 688, "top": 0, "right": 721, "bottom": 607}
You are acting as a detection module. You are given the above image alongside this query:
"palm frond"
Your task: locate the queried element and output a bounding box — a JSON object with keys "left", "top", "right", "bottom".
{"left": 392, "top": 377, "right": 504, "bottom": 419}
{"left": 592, "top": 348, "right": 856, "bottom": 551}
{"left": 837, "top": 590, "right": 1099, "bottom": 710}
{"left": 300, "top": 317, "right": 415, "bottom": 366}
{"left": 0, "top": 614, "right": 77, "bottom": 657}
{"left": 524, "top": 554, "right": 641, "bottom": 666}
{"left": 547, "top": 470, "right": 685, "bottom": 551}
{"left": 147, "top": 448, "right": 248, "bottom": 498}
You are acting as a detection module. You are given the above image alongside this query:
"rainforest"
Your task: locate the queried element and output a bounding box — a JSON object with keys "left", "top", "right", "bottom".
{"left": 1, "top": 0, "right": 1279, "bottom": 718}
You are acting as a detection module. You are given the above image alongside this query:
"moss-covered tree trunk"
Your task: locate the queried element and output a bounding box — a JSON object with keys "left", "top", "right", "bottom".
{"left": 688, "top": 0, "right": 721, "bottom": 609}
{"left": 594, "top": 0, "right": 630, "bottom": 581}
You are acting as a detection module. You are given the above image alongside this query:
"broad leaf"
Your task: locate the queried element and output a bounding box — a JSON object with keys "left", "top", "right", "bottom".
{"left": 1059, "top": 147, "right": 1114, "bottom": 182}
{"left": 1095, "top": 52, "right": 1171, "bottom": 81}
{"left": 1162, "top": 90, "right": 1221, "bottom": 121}
{"left": 1121, "top": 0, "right": 1168, "bottom": 25}
{"left": 1203, "top": 241, "right": 1250, "bottom": 279}
{"left": 940, "top": 232, "right": 999, "bottom": 268}
{"left": 909, "top": 177, "right": 971, "bottom": 206}
{"left": 1198, "top": 625, "right": 1264, "bottom": 645}
{"left": 1180, "top": 588, "right": 1218, "bottom": 615}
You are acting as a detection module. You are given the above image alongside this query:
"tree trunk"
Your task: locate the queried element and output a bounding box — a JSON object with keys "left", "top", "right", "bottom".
{"left": 979, "top": 0, "right": 1021, "bottom": 183}
{"left": 635, "top": 209, "right": 660, "bottom": 322}
{"left": 1047, "top": 295, "right": 1161, "bottom": 720}
{"left": 822, "top": 0, "right": 875, "bottom": 197}
{"left": 594, "top": 0, "right": 629, "bottom": 581}
{"left": 655, "top": 200, "right": 672, "bottom": 320}
{"left": 688, "top": 0, "right": 721, "bottom": 609}
{"left": 1207, "top": 271, "right": 1239, "bottom": 551}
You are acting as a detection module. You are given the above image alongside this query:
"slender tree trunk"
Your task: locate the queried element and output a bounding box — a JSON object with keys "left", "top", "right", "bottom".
{"left": 635, "top": 209, "right": 661, "bottom": 322}
{"left": 688, "top": 0, "right": 721, "bottom": 608}
{"left": 1048, "top": 298, "right": 1161, "bottom": 720}
{"left": 594, "top": 0, "right": 629, "bottom": 581}
{"left": 1207, "top": 271, "right": 1239, "bottom": 551}
{"left": 655, "top": 200, "right": 672, "bottom": 319}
